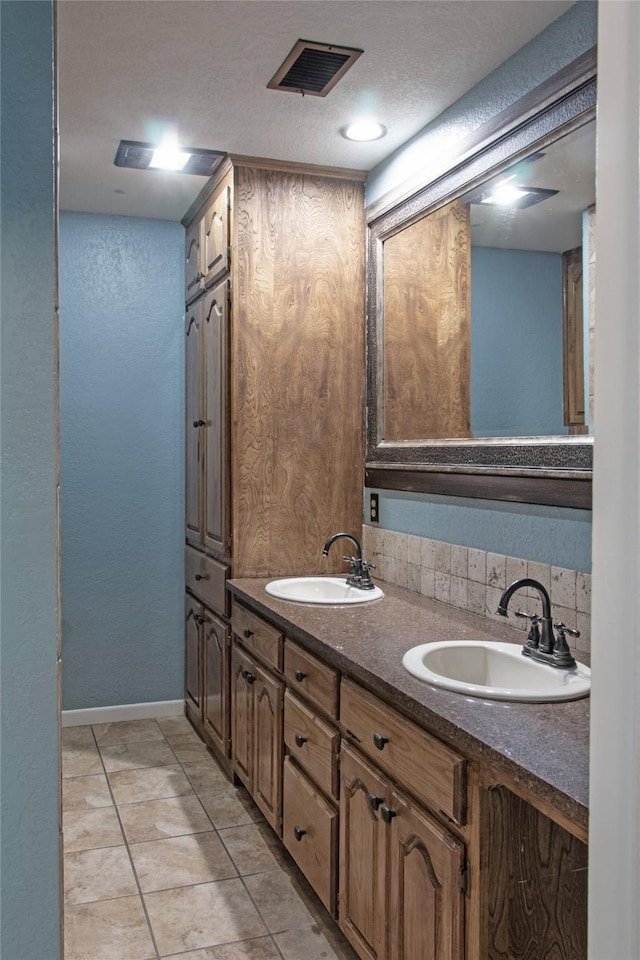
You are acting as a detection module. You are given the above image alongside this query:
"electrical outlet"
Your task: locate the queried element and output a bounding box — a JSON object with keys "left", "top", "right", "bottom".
{"left": 370, "top": 493, "right": 379, "bottom": 523}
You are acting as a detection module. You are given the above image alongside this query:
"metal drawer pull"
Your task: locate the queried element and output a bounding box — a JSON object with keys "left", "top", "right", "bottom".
{"left": 294, "top": 670, "right": 306, "bottom": 682}
{"left": 192, "top": 419, "right": 206, "bottom": 427}
{"left": 380, "top": 804, "right": 397, "bottom": 824}
{"left": 293, "top": 826, "right": 307, "bottom": 842}
{"left": 194, "top": 573, "right": 209, "bottom": 582}
{"left": 367, "top": 793, "right": 383, "bottom": 812}
{"left": 373, "top": 732, "right": 389, "bottom": 751}
{"left": 294, "top": 733, "right": 307, "bottom": 748}
{"left": 243, "top": 628, "right": 253, "bottom": 639}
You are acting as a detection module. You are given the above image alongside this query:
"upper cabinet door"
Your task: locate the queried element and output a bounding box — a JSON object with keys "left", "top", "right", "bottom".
{"left": 202, "top": 183, "right": 231, "bottom": 288}
{"left": 202, "top": 280, "right": 231, "bottom": 559}
{"left": 185, "top": 304, "right": 204, "bottom": 547}
{"left": 185, "top": 217, "right": 203, "bottom": 303}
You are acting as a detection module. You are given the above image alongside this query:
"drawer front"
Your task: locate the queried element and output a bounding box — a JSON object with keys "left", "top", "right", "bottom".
{"left": 231, "top": 601, "right": 283, "bottom": 672}
{"left": 185, "top": 546, "right": 229, "bottom": 617}
{"left": 282, "top": 757, "right": 338, "bottom": 915}
{"left": 340, "top": 678, "right": 466, "bottom": 825}
{"left": 284, "top": 691, "right": 338, "bottom": 799}
{"left": 284, "top": 640, "right": 339, "bottom": 718}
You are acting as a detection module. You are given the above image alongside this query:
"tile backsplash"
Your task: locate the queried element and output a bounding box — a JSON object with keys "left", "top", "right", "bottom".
{"left": 362, "top": 525, "right": 591, "bottom": 655}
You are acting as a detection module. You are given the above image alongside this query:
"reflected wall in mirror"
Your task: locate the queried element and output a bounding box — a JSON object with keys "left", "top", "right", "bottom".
{"left": 381, "top": 120, "right": 596, "bottom": 443}
{"left": 366, "top": 64, "right": 596, "bottom": 507}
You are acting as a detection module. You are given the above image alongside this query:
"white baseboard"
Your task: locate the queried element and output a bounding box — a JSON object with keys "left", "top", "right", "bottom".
{"left": 62, "top": 699, "right": 184, "bottom": 727}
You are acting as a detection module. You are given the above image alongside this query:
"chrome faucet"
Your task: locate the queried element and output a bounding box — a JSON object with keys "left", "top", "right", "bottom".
{"left": 322, "top": 532, "right": 376, "bottom": 590}
{"left": 497, "top": 577, "right": 578, "bottom": 669}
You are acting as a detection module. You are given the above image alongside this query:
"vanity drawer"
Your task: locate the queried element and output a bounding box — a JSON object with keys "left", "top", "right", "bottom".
{"left": 340, "top": 678, "right": 466, "bottom": 825}
{"left": 284, "top": 640, "right": 339, "bottom": 718}
{"left": 284, "top": 691, "right": 339, "bottom": 799}
{"left": 185, "top": 546, "right": 229, "bottom": 617}
{"left": 282, "top": 757, "right": 338, "bottom": 915}
{"left": 231, "top": 601, "right": 283, "bottom": 672}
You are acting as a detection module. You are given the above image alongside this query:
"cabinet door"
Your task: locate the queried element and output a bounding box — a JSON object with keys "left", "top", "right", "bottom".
{"left": 185, "top": 595, "right": 203, "bottom": 718}
{"left": 388, "top": 790, "right": 465, "bottom": 960}
{"left": 252, "top": 662, "right": 284, "bottom": 833}
{"left": 185, "top": 306, "right": 204, "bottom": 546}
{"left": 339, "top": 744, "right": 388, "bottom": 960}
{"left": 202, "top": 609, "right": 230, "bottom": 758}
{"left": 185, "top": 218, "right": 203, "bottom": 302}
{"left": 230, "top": 644, "right": 255, "bottom": 790}
{"left": 202, "top": 281, "right": 230, "bottom": 559}
{"left": 202, "top": 183, "right": 230, "bottom": 287}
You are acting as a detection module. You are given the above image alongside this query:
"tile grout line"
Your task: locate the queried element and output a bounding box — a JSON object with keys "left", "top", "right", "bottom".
{"left": 91, "top": 722, "right": 164, "bottom": 960}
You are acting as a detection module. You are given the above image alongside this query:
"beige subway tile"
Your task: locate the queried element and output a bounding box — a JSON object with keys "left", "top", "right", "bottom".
{"left": 486, "top": 553, "right": 506, "bottom": 590}
{"left": 420, "top": 537, "right": 436, "bottom": 569}
{"left": 551, "top": 567, "right": 577, "bottom": 609}
{"left": 407, "top": 562, "right": 421, "bottom": 594}
{"left": 407, "top": 534, "right": 422, "bottom": 566}
{"left": 506, "top": 556, "right": 527, "bottom": 586}
{"left": 467, "top": 581, "right": 486, "bottom": 616}
{"left": 467, "top": 549, "right": 486, "bottom": 584}
{"left": 450, "top": 577, "right": 468, "bottom": 610}
{"left": 420, "top": 568, "right": 435, "bottom": 599}
{"left": 434, "top": 572, "right": 451, "bottom": 604}
{"left": 434, "top": 541, "right": 451, "bottom": 574}
{"left": 526, "top": 561, "right": 551, "bottom": 593}
{"left": 450, "top": 545, "right": 468, "bottom": 579}
{"left": 576, "top": 572, "right": 592, "bottom": 614}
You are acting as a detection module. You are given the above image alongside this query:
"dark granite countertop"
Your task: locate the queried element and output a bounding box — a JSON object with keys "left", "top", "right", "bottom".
{"left": 228, "top": 577, "right": 589, "bottom": 831}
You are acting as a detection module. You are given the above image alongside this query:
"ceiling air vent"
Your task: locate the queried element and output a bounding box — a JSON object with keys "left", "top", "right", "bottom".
{"left": 267, "top": 39, "right": 363, "bottom": 97}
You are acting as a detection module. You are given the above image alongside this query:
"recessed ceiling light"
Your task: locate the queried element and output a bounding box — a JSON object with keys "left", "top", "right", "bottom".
{"left": 476, "top": 183, "right": 559, "bottom": 209}
{"left": 342, "top": 120, "right": 387, "bottom": 142}
{"left": 114, "top": 140, "right": 225, "bottom": 177}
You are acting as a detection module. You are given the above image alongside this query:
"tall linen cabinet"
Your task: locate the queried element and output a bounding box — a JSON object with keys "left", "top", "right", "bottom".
{"left": 183, "top": 158, "right": 366, "bottom": 763}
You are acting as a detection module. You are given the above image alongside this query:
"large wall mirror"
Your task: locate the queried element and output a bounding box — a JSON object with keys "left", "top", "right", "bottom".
{"left": 366, "top": 61, "right": 596, "bottom": 508}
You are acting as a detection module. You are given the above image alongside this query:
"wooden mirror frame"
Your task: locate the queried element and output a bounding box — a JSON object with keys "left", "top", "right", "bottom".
{"left": 366, "top": 54, "right": 596, "bottom": 510}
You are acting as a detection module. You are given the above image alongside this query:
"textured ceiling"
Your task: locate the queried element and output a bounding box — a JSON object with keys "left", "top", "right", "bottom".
{"left": 57, "top": 0, "right": 575, "bottom": 222}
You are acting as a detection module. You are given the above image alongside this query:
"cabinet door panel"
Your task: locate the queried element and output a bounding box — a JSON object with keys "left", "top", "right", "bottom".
{"left": 203, "top": 183, "right": 230, "bottom": 287}
{"left": 389, "top": 791, "right": 465, "bottom": 960}
{"left": 185, "top": 595, "right": 203, "bottom": 717}
{"left": 185, "top": 218, "right": 203, "bottom": 302}
{"left": 252, "top": 663, "right": 283, "bottom": 833}
{"left": 202, "top": 610, "right": 230, "bottom": 758}
{"left": 339, "top": 744, "right": 388, "bottom": 960}
{"left": 185, "top": 306, "right": 203, "bottom": 546}
{"left": 202, "top": 281, "right": 230, "bottom": 558}
{"left": 231, "top": 644, "right": 254, "bottom": 790}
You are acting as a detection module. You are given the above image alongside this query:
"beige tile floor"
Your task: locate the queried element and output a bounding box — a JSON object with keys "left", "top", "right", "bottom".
{"left": 62, "top": 716, "right": 358, "bottom": 960}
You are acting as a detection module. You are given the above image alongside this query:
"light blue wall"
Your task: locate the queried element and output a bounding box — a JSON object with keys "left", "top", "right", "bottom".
{"left": 367, "top": 1, "right": 598, "bottom": 208}
{"left": 0, "top": 2, "right": 61, "bottom": 957}
{"left": 59, "top": 213, "right": 184, "bottom": 709}
{"left": 471, "top": 246, "right": 566, "bottom": 437}
{"left": 367, "top": 491, "right": 591, "bottom": 571}
{"left": 365, "top": 1, "right": 597, "bottom": 573}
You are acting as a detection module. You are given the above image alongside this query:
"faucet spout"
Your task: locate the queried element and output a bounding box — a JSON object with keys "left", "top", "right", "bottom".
{"left": 322, "top": 532, "right": 376, "bottom": 590}
{"left": 497, "top": 577, "right": 577, "bottom": 669}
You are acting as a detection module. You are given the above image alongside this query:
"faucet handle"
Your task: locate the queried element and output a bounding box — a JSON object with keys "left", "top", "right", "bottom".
{"left": 515, "top": 609, "right": 539, "bottom": 621}
{"left": 553, "top": 621, "right": 580, "bottom": 638}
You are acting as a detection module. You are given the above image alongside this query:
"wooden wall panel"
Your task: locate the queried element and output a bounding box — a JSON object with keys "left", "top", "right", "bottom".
{"left": 233, "top": 167, "right": 365, "bottom": 577}
{"left": 383, "top": 199, "right": 471, "bottom": 441}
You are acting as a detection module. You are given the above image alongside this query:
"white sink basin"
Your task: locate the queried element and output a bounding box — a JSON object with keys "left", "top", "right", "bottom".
{"left": 265, "top": 576, "right": 384, "bottom": 605}
{"left": 402, "top": 640, "right": 591, "bottom": 702}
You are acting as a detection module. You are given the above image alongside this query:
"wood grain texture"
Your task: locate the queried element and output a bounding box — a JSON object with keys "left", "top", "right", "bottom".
{"left": 230, "top": 643, "right": 254, "bottom": 790}
{"left": 185, "top": 595, "right": 203, "bottom": 717}
{"left": 284, "top": 690, "right": 339, "bottom": 799}
{"left": 202, "top": 611, "right": 230, "bottom": 758}
{"left": 388, "top": 789, "right": 465, "bottom": 960}
{"left": 233, "top": 167, "right": 365, "bottom": 576}
{"left": 282, "top": 757, "right": 338, "bottom": 914}
{"left": 480, "top": 785, "right": 587, "bottom": 960}
{"left": 562, "top": 246, "right": 586, "bottom": 431}
{"left": 339, "top": 744, "right": 388, "bottom": 960}
{"left": 202, "top": 280, "right": 231, "bottom": 559}
{"left": 284, "top": 639, "right": 339, "bottom": 719}
{"left": 252, "top": 662, "right": 283, "bottom": 832}
{"left": 382, "top": 199, "right": 471, "bottom": 441}
{"left": 202, "top": 176, "right": 231, "bottom": 288}
{"left": 185, "top": 306, "right": 203, "bottom": 545}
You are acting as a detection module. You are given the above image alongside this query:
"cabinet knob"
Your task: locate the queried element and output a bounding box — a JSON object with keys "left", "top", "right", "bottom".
{"left": 294, "top": 733, "right": 308, "bottom": 748}
{"left": 293, "top": 826, "right": 307, "bottom": 842}
{"left": 243, "top": 628, "right": 254, "bottom": 639}
{"left": 241, "top": 669, "right": 255, "bottom": 685}
{"left": 195, "top": 615, "right": 205, "bottom": 626}
{"left": 380, "top": 804, "right": 397, "bottom": 824}
{"left": 192, "top": 419, "right": 206, "bottom": 428}
{"left": 373, "top": 732, "right": 389, "bottom": 751}
{"left": 367, "top": 793, "right": 383, "bottom": 812}
{"left": 194, "top": 573, "right": 209, "bottom": 582}
{"left": 294, "top": 670, "right": 307, "bottom": 683}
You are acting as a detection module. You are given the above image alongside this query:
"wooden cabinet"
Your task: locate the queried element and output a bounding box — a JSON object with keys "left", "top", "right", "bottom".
{"left": 339, "top": 743, "right": 465, "bottom": 960}
{"left": 230, "top": 640, "right": 284, "bottom": 833}
{"left": 185, "top": 592, "right": 230, "bottom": 760}
{"left": 183, "top": 158, "right": 365, "bottom": 578}
{"left": 185, "top": 304, "right": 203, "bottom": 547}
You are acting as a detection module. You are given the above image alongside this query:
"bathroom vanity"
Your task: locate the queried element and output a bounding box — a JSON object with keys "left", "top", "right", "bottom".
{"left": 221, "top": 577, "right": 588, "bottom": 960}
